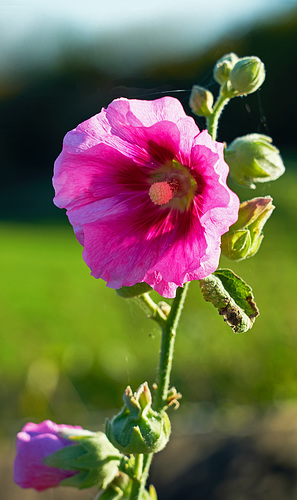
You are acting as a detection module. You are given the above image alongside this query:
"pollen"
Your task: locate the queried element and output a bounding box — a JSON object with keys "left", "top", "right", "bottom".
{"left": 149, "top": 181, "right": 174, "bottom": 206}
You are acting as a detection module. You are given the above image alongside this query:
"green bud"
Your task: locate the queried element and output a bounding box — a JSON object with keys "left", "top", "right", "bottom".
{"left": 116, "top": 282, "right": 152, "bottom": 298}
{"left": 44, "top": 429, "right": 122, "bottom": 490}
{"left": 221, "top": 196, "right": 275, "bottom": 260}
{"left": 106, "top": 382, "right": 171, "bottom": 455}
{"left": 229, "top": 56, "right": 265, "bottom": 95}
{"left": 213, "top": 52, "right": 239, "bottom": 85}
{"left": 225, "top": 134, "right": 285, "bottom": 188}
{"left": 189, "top": 85, "right": 214, "bottom": 117}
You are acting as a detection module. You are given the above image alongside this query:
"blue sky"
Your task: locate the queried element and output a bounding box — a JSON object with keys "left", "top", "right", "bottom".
{"left": 1, "top": 0, "right": 296, "bottom": 77}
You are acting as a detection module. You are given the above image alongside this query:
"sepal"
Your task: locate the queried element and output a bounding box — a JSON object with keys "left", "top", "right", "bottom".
{"left": 43, "top": 430, "right": 122, "bottom": 490}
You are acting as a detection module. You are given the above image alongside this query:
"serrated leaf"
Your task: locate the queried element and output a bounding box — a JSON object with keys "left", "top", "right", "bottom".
{"left": 199, "top": 269, "right": 259, "bottom": 333}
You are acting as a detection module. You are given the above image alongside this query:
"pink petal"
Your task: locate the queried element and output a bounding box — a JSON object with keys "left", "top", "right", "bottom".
{"left": 53, "top": 97, "right": 240, "bottom": 297}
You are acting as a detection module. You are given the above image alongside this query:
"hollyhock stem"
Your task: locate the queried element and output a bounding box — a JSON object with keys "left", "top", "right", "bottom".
{"left": 206, "top": 94, "right": 230, "bottom": 140}
{"left": 130, "top": 283, "right": 190, "bottom": 499}
{"left": 153, "top": 283, "right": 189, "bottom": 412}
{"left": 130, "top": 454, "right": 144, "bottom": 500}
{"left": 130, "top": 453, "right": 153, "bottom": 500}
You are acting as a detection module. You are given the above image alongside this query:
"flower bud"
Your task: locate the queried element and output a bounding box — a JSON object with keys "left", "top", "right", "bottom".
{"left": 14, "top": 420, "right": 122, "bottom": 491}
{"left": 106, "top": 382, "right": 171, "bottom": 455}
{"left": 116, "top": 282, "right": 152, "bottom": 298}
{"left": 14, "top": 421, "right": 83, "bottom": 491}
{"left": 213, "top": 52, "right": 239, "bottom": 85}
{"left": 221, "top": 196, "right": 274, "bottom": 260}
{"left": 189, "top": 85, "right": 214, "bottom": 117}
{"left": 229, "top": 56, "right": 265, "bottom": 95}
{"left": 225, "top": 134, "right": 285, "bottom": 188}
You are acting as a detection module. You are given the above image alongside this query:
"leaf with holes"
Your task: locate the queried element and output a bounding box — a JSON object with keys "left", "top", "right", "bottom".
{"left": 199, "top": 269, "right": 259, "bottom": 333}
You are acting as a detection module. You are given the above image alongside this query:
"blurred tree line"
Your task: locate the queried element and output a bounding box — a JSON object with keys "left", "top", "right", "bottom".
{"left": 0, "top": 8, "right": 296, "bottom": 221}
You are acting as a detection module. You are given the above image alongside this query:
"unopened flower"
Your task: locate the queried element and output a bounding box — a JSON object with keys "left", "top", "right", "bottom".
{"left": 229, "top": 56, "right": 265, "bottom": 95}
{"left": 225, "top": 134, "right": 285, "bottom": 188}
{"left": 213, "top": 53, "right": 239, "bottom": 85}
{"left": 221, "top": 196, "right": 275, "bottom": 260}
{"left": 106, "top": 382, "right": 171, "bottom": 454}
{"left": 14, "top": 420, "right": 82, "bottom": 491}
{"left": 53, "top": 97, "right": 239, "bottom": 298}
{"left": 14, "top": 420, "right": 122, "bottom": 492}
{"left": 189, "top": 85, "right": 214, "bottom": 117}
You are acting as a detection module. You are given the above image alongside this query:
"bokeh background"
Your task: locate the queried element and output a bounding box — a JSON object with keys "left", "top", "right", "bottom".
{"left": 1, "top": 0, "right": 297, "bottom": 498}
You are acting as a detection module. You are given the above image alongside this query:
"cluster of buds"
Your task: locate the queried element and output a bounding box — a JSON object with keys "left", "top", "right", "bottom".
{"left": 189, "top": 53, "right": 266, "bottom": 118}
{"left": 214, "top": 52, "right": 266, "bottom": 98}
{"left": 14, "top": 415, "right": 164, "bottom": 497}
{"left": 189, "top": 53, "right": 285, "bottom": 261}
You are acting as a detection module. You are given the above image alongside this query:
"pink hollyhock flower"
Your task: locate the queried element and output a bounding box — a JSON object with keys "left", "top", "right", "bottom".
{"left": 14, "top": 420, "right": 81, "bottom": 491}
{"left": 53, "top": 97, "right": 239, "bottom": 298}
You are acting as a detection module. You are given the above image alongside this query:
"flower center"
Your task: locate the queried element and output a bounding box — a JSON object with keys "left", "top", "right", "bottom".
{"left": 148, "top": 160, "right": 197, "bottom": 211}
{"left": 148, "top": 181, "right": 175, "bottom": 206}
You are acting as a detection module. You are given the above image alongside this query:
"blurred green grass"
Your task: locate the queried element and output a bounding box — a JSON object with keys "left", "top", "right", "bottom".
{"left": 1, "top": 156, "right": 297, "bottom": 437}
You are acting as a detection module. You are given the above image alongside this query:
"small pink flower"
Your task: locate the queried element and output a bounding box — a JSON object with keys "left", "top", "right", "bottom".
{"left": 14, "top": 420, "right": 81, "bottom": 491}
{"left": 53, "top": 97, "right": 239, "bottom": 298}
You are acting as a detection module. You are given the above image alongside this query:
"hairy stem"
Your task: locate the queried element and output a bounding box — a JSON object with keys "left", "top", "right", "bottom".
{"left": 153, "top": 283, "right": 189, "bottom": 412}
{"left": 130, "top": 284, "right": 190, "bottom": 499}
{"left": 206, "top": 93, "right": 230, "bottom": 140}
{"left": 130, "top": 454, "right": 144, "bottom": 500}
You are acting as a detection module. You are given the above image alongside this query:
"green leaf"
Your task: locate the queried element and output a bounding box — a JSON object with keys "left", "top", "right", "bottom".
{"left": 199, "top": 269, "right": 259, "bottom": 333}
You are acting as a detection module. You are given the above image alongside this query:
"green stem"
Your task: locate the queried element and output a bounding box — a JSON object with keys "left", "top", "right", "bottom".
{"left": 129, "top": 283, "right": 190, "bottom": 500}
{"left": 153, "top": 282, "right": 189, "bottom": 412}
{"left": 130, "top": 454, "right": 144, "bottom": 500}
{"left": 136, "top": 293, "right": 167, "bottom": 326}
{"left": 206, "top": 93, "right": 230, "bottom": 140}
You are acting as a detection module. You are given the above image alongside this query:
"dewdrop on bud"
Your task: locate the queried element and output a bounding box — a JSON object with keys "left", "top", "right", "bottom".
{"left": 229, "top": 56, "right": 265, "bottom": 95}
{"left": 213, "top": 53, "right": 239, "bottom": 85}
{"left": 225, "top": 134, "right": 285, "bottom": 188}
{"left": 221, "top": 196, "right": 274, "bottom": 261}
{"left": 189, "top": 85, "right": 214, "bottom": 117}
{"left": 105, "top": 383, "right": 171, "bottom": 455}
